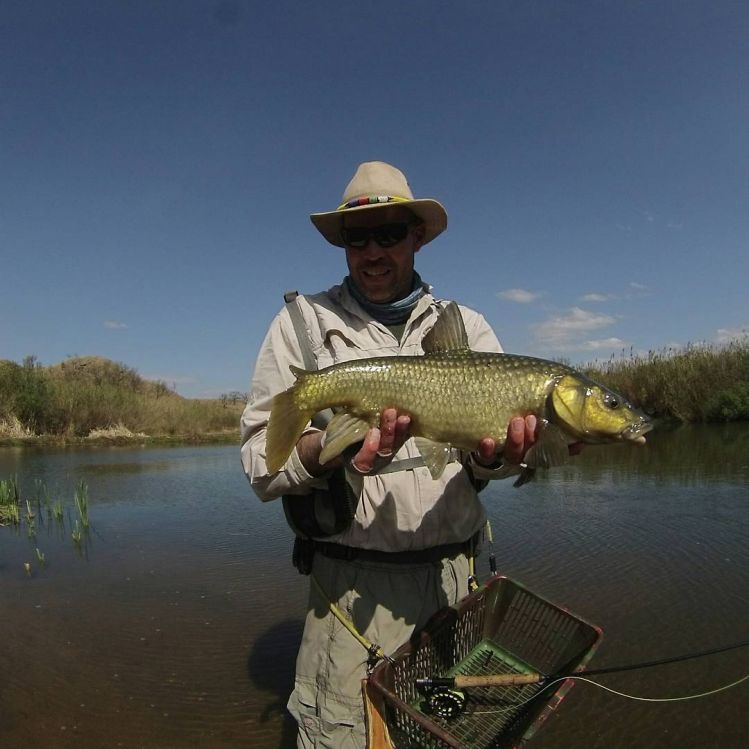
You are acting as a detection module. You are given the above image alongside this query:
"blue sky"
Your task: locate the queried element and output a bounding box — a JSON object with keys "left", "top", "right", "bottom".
{"left": 2, "top": 1, "right": 747, "bottom": 398}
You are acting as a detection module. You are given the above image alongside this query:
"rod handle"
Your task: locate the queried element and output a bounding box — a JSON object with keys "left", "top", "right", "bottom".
{"left": 453, "top": 672, "right": 543, "bottom": 688}
{"left": 416, "top": 672, "right": 544, "bottom": 690}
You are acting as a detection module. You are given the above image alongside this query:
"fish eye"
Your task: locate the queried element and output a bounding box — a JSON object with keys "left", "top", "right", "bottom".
{"left": 604, "top": 393, "right": 620, "bottom": 409}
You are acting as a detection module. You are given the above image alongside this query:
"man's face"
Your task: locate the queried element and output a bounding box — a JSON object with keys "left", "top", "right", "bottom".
{"left": 342, "top": 206, "right": 425, "bottom": 304}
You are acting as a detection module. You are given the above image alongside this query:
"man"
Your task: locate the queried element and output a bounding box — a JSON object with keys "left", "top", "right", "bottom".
{"left": 241, "top": 162, "right": 539, "bottom": 748}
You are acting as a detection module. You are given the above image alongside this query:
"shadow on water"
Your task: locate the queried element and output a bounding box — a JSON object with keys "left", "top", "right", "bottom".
{"left": 247, "top": 619, "right": 304, "bottom": 748}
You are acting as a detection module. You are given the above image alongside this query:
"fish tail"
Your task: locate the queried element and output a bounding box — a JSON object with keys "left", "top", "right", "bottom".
{"left": 265, "top": 387, "right": 315, "bottom": 474}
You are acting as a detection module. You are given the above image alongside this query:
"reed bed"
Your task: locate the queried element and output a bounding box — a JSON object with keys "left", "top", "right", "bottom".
{"left": 0, "top": 476, "right": 21, "bottom": 525}
{"left": 585, "top": 338, "right": 749, "bottom": 422}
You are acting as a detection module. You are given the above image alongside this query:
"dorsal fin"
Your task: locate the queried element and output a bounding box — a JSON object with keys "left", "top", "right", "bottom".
{"left": 422, "top": 302, "right": 470, "bottom": 354}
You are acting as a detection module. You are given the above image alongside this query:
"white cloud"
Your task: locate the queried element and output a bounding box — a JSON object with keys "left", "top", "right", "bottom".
{"left": 716, "top": 326, "right": 749, "bottom": 344}
{"left": 532, "top": 307, "right": 617, "bottom": 348}
{"left": 628, "top": 282, "right": 649, "bottom": 293}
{"left": 497, "top": 288, "right": 542, "bottom": 303}
{"left": 580, "top": 337, "right": 628, "bottom": 351}
{"left": 104, "top": 320, "right": 128, "bottom": 330}
{"left": 580, "top": 293, "right": 611, "bottom": 303}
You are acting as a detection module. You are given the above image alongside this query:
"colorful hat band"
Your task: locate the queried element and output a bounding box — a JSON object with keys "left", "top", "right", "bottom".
{"left": 337, "top": 195, "right": 411, "bottom": 211}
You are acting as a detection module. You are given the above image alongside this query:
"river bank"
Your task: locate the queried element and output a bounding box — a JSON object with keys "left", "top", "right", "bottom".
{"left": 0, "top": 429, "right": 239, "bottom": 449}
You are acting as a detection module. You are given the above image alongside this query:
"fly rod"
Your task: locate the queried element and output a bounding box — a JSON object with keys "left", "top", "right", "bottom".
{"left": 416, "top": 636, "right": 749, "bottom": 691}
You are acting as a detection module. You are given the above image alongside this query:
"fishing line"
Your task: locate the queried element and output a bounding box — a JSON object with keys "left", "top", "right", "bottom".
{"left": 469, "top": 670, "right": 749, "bottom": 716}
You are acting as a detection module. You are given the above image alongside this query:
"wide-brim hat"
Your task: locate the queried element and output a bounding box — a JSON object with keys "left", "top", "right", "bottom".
{"left": 310, "top": 161, "right": 448, "bottom": 247}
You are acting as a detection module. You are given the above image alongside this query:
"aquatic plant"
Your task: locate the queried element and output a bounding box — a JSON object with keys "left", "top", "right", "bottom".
{"left": 51, "top": 500, "right": 64, "bottom": 522}
{"left": 34, "top": 478, "right": 51, "bottom": 508}
{"left": 0, "top": 476, "right": 21, "bottom": 525}
{"left": 2, "top": 476, "right": 96, "bottom": 565}
{"left": 74, "top": 480, "right": 89, "bottom": 528}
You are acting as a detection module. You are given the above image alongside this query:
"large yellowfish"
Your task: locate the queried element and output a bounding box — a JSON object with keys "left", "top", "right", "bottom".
{"left": 265, "top": 303, "right": 651, "bottom": 483}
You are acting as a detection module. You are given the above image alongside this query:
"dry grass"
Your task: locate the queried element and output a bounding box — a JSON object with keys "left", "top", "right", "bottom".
{"left": 86, "top": 423, "right": 149, "bottom": 441}
{"left": 0, "top": 416, "right": 34, "bottom": 439}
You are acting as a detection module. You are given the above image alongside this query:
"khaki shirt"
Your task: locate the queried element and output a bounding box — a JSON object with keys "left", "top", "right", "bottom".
{"left": 240, "top": 280, "right": 505, "bottom": 552}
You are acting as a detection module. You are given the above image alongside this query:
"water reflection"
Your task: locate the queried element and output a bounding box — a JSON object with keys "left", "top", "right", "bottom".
{"left": 574, "top": 421, "right": 749, "bottom": 483}
{"left": 78, "top": 460, "right": 175, "bottom": 475}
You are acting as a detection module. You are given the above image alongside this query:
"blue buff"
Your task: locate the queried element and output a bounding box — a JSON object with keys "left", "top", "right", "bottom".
{"left": 345, "top": 273, "right": 426, "bottom": 325}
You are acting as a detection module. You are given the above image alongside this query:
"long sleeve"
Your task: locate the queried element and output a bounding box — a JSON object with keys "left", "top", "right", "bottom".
{"left": 240, "top": 307, "right": 330, "bottom": 501}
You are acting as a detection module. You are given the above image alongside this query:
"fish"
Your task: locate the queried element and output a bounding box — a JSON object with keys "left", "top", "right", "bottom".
{"left": 265, "top": 302, "right": 652, "bottom": 483}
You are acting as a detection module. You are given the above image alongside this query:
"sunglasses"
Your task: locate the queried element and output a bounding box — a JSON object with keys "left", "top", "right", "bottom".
{"left": 340, "top": 222, "right": 411, "bottom": 248}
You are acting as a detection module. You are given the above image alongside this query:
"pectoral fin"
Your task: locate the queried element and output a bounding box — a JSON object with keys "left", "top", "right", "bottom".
{"left": 522, "top": 421, "right": 570, "bottom": 469}
{"left": 413, "top": 437, "right": 453, "bottom": 479}
{"left": 319, "top": 413, "right": 373, "bottom": 465}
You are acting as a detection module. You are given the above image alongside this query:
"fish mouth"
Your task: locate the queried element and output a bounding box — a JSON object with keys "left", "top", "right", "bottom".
{"left": 620, "top": 419, "right": 653, "bottom": 444}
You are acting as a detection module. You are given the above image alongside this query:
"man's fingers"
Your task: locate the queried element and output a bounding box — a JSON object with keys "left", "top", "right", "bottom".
{"left": 377, "top": 409, "right": 397, "bottom": 457}
{"left": 503, "top": 417, "right": 526, "bottom": 464}
{"left": 524, "top": 414, "right": 537, "bottom": 445}
{"left": 377, "top": 409, "right": 411, "bottom": 457}
{"left": 474, "top": 437, "right": 497, "bottom": 465}
{"left": 392, "top": 414, "right": 411, "bottom": 453}
{"left": 502, "top": 415, "right": 538, "bottom": 465}
{"left": 351, "top": 427, "right": 381, "bottom": 473}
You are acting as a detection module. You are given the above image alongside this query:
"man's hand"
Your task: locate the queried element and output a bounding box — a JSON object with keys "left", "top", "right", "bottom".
{"left": 473, "top": 415, "right": 584, "bottom": 467}
{"left": 472, "top": 415, "right": 538, "bottom": 467}
{"left": 295, "top": 408, "right": 412, "bottom": 476}
{"left": 350, "top": 408, "right": 411, "bottom": 474}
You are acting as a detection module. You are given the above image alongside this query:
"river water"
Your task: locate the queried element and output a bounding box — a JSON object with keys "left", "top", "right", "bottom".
{"left": 1, "top": 424, "right": 747, "bottom": 749}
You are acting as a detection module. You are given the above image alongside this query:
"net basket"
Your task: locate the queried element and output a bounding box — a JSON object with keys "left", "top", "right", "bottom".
{"left": 367, "top": 575, "right": 602, "bottom": 749}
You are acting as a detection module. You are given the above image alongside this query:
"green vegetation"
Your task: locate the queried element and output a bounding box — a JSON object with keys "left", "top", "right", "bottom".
{"left": 74, "top": 480, "right": 89, "bottom": 529}
{"left": 0, "top": 476, "right": 21, "bottom": 525}
{"left": 1, "top": 477, "right": 95, "bottom": 573}
{"left": 0, "top": 355, "right": 245, "bottom": 444}
{"left": 585, "top": 337, "right": 749, "bottom": 422}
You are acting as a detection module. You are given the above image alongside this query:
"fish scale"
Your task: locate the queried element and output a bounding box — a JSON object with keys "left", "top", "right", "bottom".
{"left": 291, "top": 353, "right": 566, "bottom": 449}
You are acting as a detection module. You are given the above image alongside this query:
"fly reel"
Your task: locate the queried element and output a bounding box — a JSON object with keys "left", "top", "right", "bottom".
{"left": 423, "top": 687, "right": 467, "bottom": 720}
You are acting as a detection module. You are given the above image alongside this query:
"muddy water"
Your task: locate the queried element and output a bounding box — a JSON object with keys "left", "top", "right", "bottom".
{"left": 1, "top": 424, "right": 747, "bottom": 749}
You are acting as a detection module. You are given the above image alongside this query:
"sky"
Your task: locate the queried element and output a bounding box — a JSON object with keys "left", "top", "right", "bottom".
{"left": 2, "top": 1, "right": 747, "bottom": 398}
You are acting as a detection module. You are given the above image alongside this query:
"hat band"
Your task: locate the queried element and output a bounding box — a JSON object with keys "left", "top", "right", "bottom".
{"left": 337, "top": 195, "right": 411, "bottom": 211}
